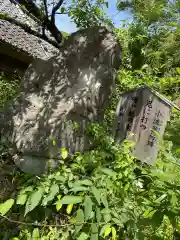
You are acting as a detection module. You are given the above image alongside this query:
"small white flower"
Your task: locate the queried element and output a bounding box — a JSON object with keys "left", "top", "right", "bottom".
{"left": 136, "top": 180, "right": 143, "bottom": 189}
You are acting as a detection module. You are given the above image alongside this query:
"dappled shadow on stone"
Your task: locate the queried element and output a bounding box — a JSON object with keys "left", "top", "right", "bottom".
{"left": 0, "top": 26, "right": 122, "bottom": 174}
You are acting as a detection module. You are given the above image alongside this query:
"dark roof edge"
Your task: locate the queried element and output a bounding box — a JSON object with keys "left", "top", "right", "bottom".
{"left": 10, "top": 0, "right": 42, "bottom": 26}
{"left": 0, "top": 14, "right": 59, "bottom": 48}
{"left": 120, "top": 85, "right": 180, "bottom": 111}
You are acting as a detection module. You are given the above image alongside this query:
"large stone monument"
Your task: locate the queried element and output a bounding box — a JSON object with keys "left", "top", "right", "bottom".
{"left": 0, "top": 27, "right": 122, "bottom": 174}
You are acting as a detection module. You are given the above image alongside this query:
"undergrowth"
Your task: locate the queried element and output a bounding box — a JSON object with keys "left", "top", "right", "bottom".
{"left": 0, "top": 69, "right": 180, "bottom": 239}
{"left": 0, "top": 124, "right": 180, "bottom": 240}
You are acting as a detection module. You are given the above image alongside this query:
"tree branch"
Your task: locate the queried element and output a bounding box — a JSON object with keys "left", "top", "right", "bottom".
{"left": 51, "top": 0, "right": 64, "bottom": 24}
{"left": 19, "top": 0, "right": 63, "bottom": 44}
{"left": 43, "top": 0, "right": 48, "bottom": 18}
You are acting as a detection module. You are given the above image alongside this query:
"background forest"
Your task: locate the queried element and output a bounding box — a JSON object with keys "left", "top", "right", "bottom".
{"left": 0, "top": 0, "right": 180, "bottom": 239}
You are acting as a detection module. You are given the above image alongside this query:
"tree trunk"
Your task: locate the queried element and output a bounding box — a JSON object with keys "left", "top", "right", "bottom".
{"left": 19, "top": 0, "right": 63, "bottom": 44}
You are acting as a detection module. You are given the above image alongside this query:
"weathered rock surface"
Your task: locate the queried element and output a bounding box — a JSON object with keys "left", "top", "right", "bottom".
{"left": 0, "top": 27, "right": 122, "bottom": 174}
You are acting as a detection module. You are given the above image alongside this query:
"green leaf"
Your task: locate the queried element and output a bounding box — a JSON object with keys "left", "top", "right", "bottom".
{"left": 91, "top": 187, "right": 101, "bottom": 205}
{"left": 60, "top": 7, "right": 65, "bottom": 14}
{"left": 49, "top": 136, "right": 57, "bottom": 146}
{"left": 100, "top": 224, "right": 111, "bottom": 237}
{"left": 143, "top": 207, "right": 156, "bottom": 218}
{"left": 101, "top": 208, "right": 111, "bottom": 223}
{"left": 124, "top": 183, "right": 130, "bottom": 191}
{"left": 96, "top": 207, "right": 101, "bottom": 225}
{"left": 101, "top": 192, "right": 108, "bottom": 209}
{"left": 176, "top": 67, "right": 180, "bottom": 74}
{"left": 111, "top": 209, "right": 119, "bottom": 219}
{"left": 151, "top": 211, "right": 164, "bottom": 229}
{"left": 155, "top": 194, "right": 167, "bottom": 203}
{"left": 95, "top": 7, "right": 101, "bottom": 16}
{"left": 74, "top": 209, "right": 84, "bottom": 235}
{"left": 84, "top": 196, "right": 92, "bottom": 221}
{"left": 104, "top": 226, "right": 111, "bottom": 237}
{"left": 0, "top": 199, "right": 14, "bottom": 216}
{"left": 75, "top": 180, "right": 93, "bottom": 186}
{"left": 55, "top": 195, "right": 62, "bottom": 209}
{"left": 171, "top": 193, "right": 178, "bottom": 206}
{"left": 56, "top": 202, "right": 62, "bottom": 211}
{"left": 100, "top": 168, "right": 116, "bottom": 177}
{"left": 70, "top": 186, "right": 88, "bottom": 193}
{"left": 21, "top": 186, "right": 33, "bottom": 193}
{"left": 60, "top": 196, "right": 82, "bottom": 204}
{"left": 61, "top": 148, "right": 68, "bottom": 159}
{"left": 17, "top": 194, "right": 27, "bottom": 205}
{"left": 91, "top": 223, "right": 98, "bottom": 240}
{"left": 66, "top": 204, "right": 73, "bottom": 214}
{"left": 77, "top": 232, "right": 88, "bottom": 240}
{"left": 105, "top": 1, "right": 109, "bottom": 8}
{"left": 32, "top": 228, "right": 40, "bottom": 240}
{"left": 54, "top": 175, "right": 65, "bottom": 182}
{"left": 112, "top": 218, "right": 122, "bottom": 226}
{"left": 25, "top": 187, "right": 44, "bottom": 216}
{"left": 111, "top": 227, "right": 116, "bottom": 240}
{"left": 42, "top": 184, "right": 59, "bottom": 206}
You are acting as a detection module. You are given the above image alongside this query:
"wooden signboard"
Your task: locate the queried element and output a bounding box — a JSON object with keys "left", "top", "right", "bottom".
{"left": 114, "top": 87, "right": 172, "bottom": 165}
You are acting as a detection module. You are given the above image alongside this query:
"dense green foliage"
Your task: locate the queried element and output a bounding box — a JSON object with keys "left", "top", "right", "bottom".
{"left": 0, "top": 0, "right": 180, "bottom": 239}
{"left": 117, "top": 0, "right": 180, "bottom": 75}
{"left": 0, "top": 72, "right": 19, "bottom": 109}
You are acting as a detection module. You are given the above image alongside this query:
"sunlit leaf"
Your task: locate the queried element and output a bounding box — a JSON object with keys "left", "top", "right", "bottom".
{"left": 49, "top": 136, "right": 56, "bottom": 146}
{"left": 17, "top": 194, "right": 27, "bottom": 205}
{"left": 66, "top": 204, "right": 73, "bottom": 214}
{"left": 42, "top": 184, "right": 59, "bottom": 206}
{"left": 54, "top": 175, "right": 65, "bottom": 182}
{"left": 32, "top": 228, "right": 40, "bottom": 240}
{"left": 70, "top": 186, "right": 88, "bottom": 193}
{"left": 176, "top": 67, "right": 180, "bottom": 74}
{"left": 60, "top": 196, "right": 82, "bottom": 204}
{"left": 25, "top": 187, "right": 44, "bottom": 216}
{"left": 22, "top": 186, "right": 33, "bottom": 193}
{"left": 112, "top": 227, "right": 116, "bottom": 240}
{"left": 0, "top": 199, "right": 14, "bottom": 216}
{"left": 143, "top": 207, "right": 156, "bottom": 218}
{"left": 155, "top": 194, "right": 167, "bottom": 203}
{"left": 104, "top": 225, "right": 111, "bottom": 237}
{"left": 100, "top": 168, "right": 116, "bottom": 177}
{"left": 100, "top": 224, "right": 111, "bottom": 237}
{"left": 124, "top": 183, "right": 130, "bottom": 191}
{"left": 61, "top": 148, "right": 68, "bottom": 159}
{"left": 77, "top": 232, "right": 88, "bottom": 240}
{"left": 56, "top": 202, "right": 62, "bottom": 211}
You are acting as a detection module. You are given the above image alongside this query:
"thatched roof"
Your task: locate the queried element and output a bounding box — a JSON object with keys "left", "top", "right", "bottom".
{"left": 0, "top": 0, "right": 59, "bottom": 61}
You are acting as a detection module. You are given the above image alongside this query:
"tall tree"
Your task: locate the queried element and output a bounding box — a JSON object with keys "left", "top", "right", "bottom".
{"left": 117, "top": 0, "right": 180, "bottom": 74}
{"left": 19, "top": 0, "right": 112, "bottom": 44}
